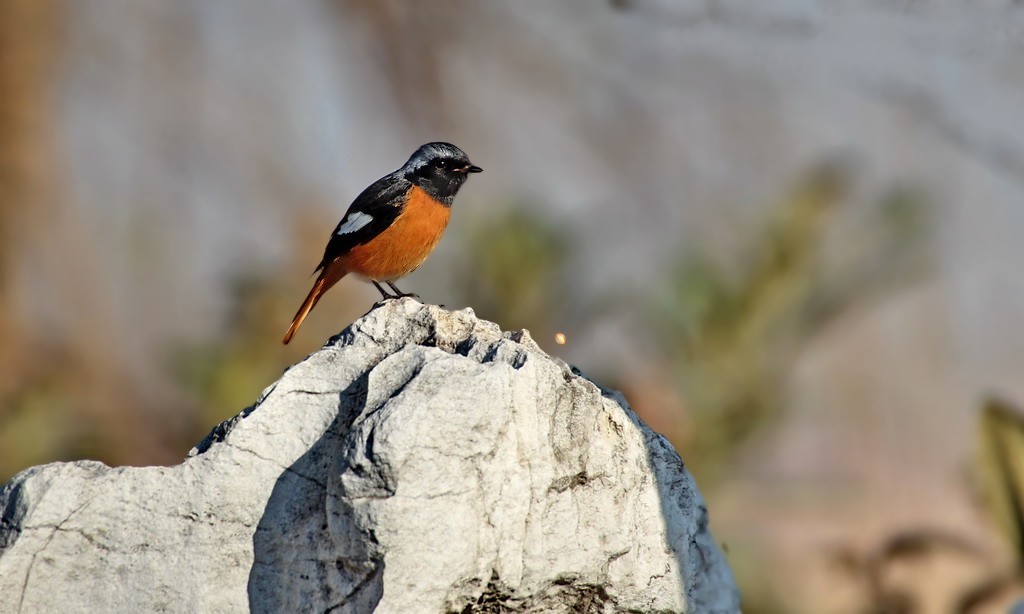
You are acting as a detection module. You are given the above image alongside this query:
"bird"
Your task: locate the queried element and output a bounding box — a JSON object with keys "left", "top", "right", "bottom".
{"left": 282, "top": 142, "right": 482, "bottom": 344}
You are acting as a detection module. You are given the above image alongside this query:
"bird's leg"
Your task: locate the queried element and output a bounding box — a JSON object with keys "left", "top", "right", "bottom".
{"left": 372, "top": 280, "right": 395, "bottom": 300}
{"left": 386, "top": 281, "right": 420, "bottom": 300}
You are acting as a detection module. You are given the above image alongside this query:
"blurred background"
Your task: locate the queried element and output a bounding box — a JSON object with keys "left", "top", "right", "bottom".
{"left": 3, "top": 0, "right": 1024, "bottom": 611}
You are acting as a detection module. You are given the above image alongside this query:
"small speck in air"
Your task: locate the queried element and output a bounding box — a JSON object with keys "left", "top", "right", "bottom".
{"left": 554, "top": 332, "right": 567, "bottom": 345}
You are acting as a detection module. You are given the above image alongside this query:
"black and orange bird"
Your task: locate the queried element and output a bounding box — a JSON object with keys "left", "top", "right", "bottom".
{"left": 282, "top": 142, "right": 482, "bottom": 344}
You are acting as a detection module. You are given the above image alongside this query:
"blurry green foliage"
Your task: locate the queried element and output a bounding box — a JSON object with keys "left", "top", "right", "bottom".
{"left": 976, "top": 397, "right": 1024, "bottom": 568}
{"left": 169, "top": 274, "right": 299, "bottom": 440}
{"left": 0, "top": 375, "right": 81, "bottom": 477}
{"left": 0, "top": 356, "right": 183, "bottom": 482}
{"left": 453, "top": 207, "right": 571, "bottom": 345}
{"left": 650, "top": 163, "right": 928, "bottom": 484}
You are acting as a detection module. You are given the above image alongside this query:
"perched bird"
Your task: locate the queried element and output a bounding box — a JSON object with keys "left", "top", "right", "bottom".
{"left": 282, "top": 142, "right": 482, "bottom": 344}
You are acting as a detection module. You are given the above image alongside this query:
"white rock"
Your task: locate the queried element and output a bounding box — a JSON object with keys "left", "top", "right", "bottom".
{"left": 0, "top": 299, "right": 739, "bottom": 613}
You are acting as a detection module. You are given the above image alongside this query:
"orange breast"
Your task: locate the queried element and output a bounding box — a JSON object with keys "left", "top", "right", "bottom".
{"left": 342, "top": 185, "right": 452, "bottom": 281}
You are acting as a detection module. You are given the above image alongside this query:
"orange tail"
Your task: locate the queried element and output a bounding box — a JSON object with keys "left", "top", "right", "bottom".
{"left": 282, "top": 261, "right": 347, "bottom": 344}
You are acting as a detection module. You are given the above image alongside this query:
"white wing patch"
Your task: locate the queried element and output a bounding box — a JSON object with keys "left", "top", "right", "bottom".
{"left": 335, "top": 211, "right": 373, "bottom": 235}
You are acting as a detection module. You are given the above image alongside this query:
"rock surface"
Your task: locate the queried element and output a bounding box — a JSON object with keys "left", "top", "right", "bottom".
{"left": 0, "top": 300, "right": 739, "bottom": 613}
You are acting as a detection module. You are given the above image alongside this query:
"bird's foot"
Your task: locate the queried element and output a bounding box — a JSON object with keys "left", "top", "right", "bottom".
{"left": 383, "top": 282, "right": 419, "bottom": 301}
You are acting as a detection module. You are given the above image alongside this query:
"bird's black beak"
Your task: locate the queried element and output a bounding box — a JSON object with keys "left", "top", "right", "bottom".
{"left": 461, "top": 164, "right": 483, "bottom": 173}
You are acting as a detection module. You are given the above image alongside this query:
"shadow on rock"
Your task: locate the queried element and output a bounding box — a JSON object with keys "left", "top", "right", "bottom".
{"left": 247, "top": 372, "right": 384, "bottom": 613}
{"left": 607, "top": 388, "right": 740, "bottom": 613}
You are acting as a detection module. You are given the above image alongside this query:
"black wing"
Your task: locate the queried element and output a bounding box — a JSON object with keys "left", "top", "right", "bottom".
{"left": 315, "top": 172, "right": 411, "bottom": 272}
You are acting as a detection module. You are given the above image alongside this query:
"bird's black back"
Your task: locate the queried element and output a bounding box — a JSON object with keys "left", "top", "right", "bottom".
{"left": 315, "top": 173, "right": 410, "bottom": 272}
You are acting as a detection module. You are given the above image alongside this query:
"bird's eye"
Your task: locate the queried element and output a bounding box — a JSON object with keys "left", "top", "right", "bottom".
{"left": 434, "top": 159, "right": 448, "bottom": 169}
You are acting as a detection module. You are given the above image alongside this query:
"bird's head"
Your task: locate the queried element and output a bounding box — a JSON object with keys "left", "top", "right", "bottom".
{"left": 402, "top": 142, "right": 482, "bottom": 205}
